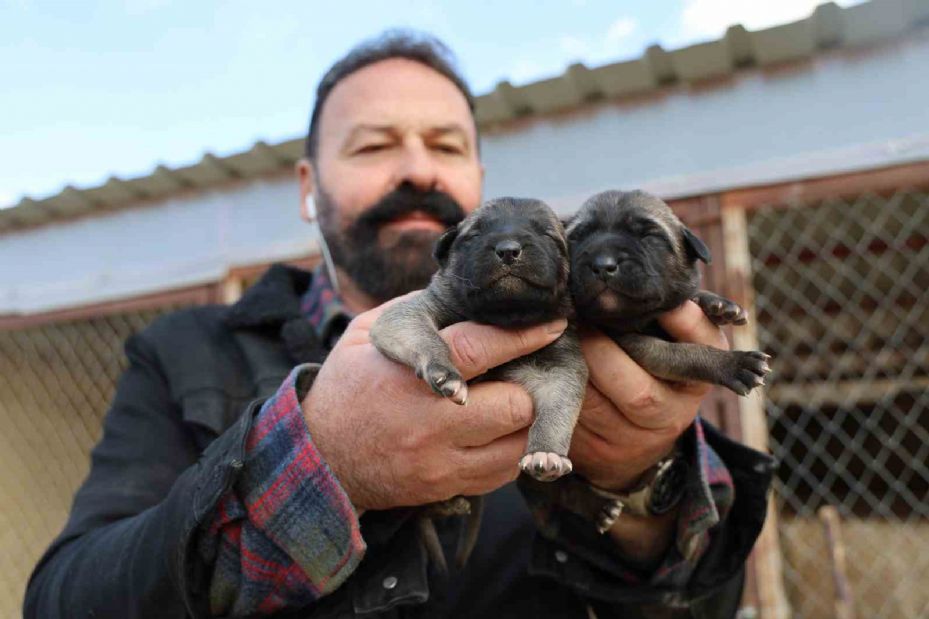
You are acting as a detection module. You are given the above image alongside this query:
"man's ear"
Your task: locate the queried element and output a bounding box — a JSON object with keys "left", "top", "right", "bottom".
{"left": 682, "top": 227, "right": 712, "bottom": 264}
{"left": 296, "top": 159, "right": 316, "bottom": 222}
{"left": 433, "top": 224, "right": 460, "bottom": 267}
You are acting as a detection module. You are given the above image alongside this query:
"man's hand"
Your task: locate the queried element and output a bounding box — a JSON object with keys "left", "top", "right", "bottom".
{"left": 569, "top": 300, "right": 729, "bottom": 491}
{"left": 302, "top": 295, "right": 567, "bottom": 512}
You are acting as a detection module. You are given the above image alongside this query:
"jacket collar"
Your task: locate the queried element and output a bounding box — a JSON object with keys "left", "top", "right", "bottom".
{"left": 225, "top": 264, "right": 324, "bottom": 364}
{"left": 225, "top": 263, "right": 312, "bottom": 328}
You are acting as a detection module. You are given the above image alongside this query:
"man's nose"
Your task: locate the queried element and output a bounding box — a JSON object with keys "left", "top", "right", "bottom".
{"left": 396, "top": 140, "right": 439, "bottom": 191}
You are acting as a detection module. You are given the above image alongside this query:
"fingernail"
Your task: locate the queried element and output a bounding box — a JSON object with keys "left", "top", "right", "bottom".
{"left": 546, "top": 319, "right": 568, "bottom": 334}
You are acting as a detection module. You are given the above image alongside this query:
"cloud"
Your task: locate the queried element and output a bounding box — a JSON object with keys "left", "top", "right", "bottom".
{"left": 558, "top": 16, "right": 639, "bottom": 61}
{"left": 0, "top": 191, "right": 21, "bottom": 209}
{"left": 606, "top": 17, "right": 637, "bottom": 45}
{"left": 507, "top": 58, "right": 550, "bottom": 84}
{"left": 676, "top": 0, "right": 862, "bottom": 43}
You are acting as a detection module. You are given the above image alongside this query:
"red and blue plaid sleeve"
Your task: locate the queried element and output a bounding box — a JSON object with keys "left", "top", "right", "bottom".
{"left": 199, "top": 364, "right": 365, "bottom": 617}
{"left": 650, "top": 416, "right": 735, "bottom": 587}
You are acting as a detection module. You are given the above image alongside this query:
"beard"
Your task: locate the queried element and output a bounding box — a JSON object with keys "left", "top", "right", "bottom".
{"left": 316, "top": 182, "right": 467, "bottom": 303}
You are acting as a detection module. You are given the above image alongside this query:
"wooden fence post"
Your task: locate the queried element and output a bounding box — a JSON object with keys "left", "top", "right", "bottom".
{"left": 720, "top": 203, "right": 791, "bottom": 619}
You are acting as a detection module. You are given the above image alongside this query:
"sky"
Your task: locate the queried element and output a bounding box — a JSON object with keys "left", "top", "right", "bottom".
{"left": 0, "top": 0, "right": 861, "bottom": 208}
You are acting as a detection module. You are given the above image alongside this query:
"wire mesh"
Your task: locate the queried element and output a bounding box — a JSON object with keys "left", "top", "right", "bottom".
{"left": 0, "top": 304, "right": 194, "bottom": 619}
{"left": 748, "top": 191, "right": 929, "bottom": 619}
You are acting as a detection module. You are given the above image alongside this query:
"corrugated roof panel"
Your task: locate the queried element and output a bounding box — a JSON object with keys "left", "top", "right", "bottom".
{"left": 724, "top": 25, "right": 754, "bottom": 66}
{"left": 52, "top": 186, "right": 99, "bottom": 216}
{"left": 644, "top": 45, "right": 676, "bottom": 84}
{"left": 751, "top": 18, "right": 816, "bottom": 65}
{"left": 82, "top": 177, "right": 143, "bottom": 209}
{"left": 670, "top": 39, "right": 734, "bottom": 82}
{"left": 493, "top": 81, "right": 531, "bottom": 116}
{"left": 564, "top": 63, "right": 602, "bottom": 102}
{"left": 516, "top": 75, "right": 584, "bottom": 114}
{"left": 175, "top": 154, "right": 237, "bottom": 186}
{"left": 272, "top": 138, "right": 305, "bottom": 162}
{"left": 813, "top": 2, "right": 845, "bottom": 47}
{"left": 129, "top": 165, "right": 192, "bottom": 198}
{"left": 222, "top": 150, "right": 279, "bottom": 176}
{"left": 474, "top": 91, "right": 510, "bottom": 125}
{"left": 843, "top": 0, "right": 911, "bottom": 45}
{"left": 6, "top": 201, "right": 53, "bottom": 226}
{"left": 588, "top": 57, "right": 656, "bottom": 97}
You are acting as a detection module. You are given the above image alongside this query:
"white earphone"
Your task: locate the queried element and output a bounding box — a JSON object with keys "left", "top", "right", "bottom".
{"left": 304, "top": 195, "right": 318, "bottom": 221}
{"left": 304, "top": 195, "right": 341, "bottom": 294}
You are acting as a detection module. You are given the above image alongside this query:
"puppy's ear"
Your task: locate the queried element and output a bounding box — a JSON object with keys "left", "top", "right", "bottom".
{"left": 682, "top": 227, "right": 712, "bottom": 264}
{"left": 433, "top": 224, "right": 460, "bottom": 267}
{"left": 561, "top": 215, "right": 578, "bottom": 238}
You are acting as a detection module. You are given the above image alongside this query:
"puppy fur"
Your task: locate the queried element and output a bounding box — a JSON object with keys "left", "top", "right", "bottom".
{"left": 567, "top": 189, "right": 770, "bottom": 396}
{"left": 369, "top": 197, "right": 589, "bottom": 568}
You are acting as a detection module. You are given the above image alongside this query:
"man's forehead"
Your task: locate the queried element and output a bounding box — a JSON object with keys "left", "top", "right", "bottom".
{"left": 318, "top": 57, "right": 476, "bottom": 142}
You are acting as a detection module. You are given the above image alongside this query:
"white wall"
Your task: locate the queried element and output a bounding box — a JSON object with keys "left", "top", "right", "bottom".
{"left": 3, "top": 31, "right": 929, "bottom": 314}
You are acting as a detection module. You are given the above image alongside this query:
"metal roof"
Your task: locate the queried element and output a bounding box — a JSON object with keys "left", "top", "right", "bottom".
{"left": 2, "top": 0, "right": 927, "bottom": 233}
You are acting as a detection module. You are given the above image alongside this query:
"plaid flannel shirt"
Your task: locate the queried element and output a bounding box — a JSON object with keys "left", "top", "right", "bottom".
{"left": 203, "top": 267, "right": 736, "bottom": 615}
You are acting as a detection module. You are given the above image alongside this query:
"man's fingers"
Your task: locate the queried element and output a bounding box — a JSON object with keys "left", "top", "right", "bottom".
{"left": 457, "top": 429, "right": 529, "bottom": 494}
{"left": 446, "top": 382, "right": 534, "bottom": 447}
{"left": 439, "top": 319, "right": 567, "bottom": 380}
{"left": 581, "top": 330, "right": 671, "bottom": 416}
{"left": 658, "top": 299, "right": 729, "bottom": 350}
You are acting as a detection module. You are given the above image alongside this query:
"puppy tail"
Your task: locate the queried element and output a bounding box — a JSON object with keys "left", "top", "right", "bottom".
{"left": 455, "top": 496, "right": 484, "bottom": 569}
{"left": 417, "top": 516, "right": 448, "bottom": 574}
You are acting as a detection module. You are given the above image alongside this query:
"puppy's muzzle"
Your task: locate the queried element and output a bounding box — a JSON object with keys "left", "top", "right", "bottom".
{"left": 590, "top": 253, "right": 619, "bottom": 281}
{"left": 494, "top": 239, "right": 522, "bottom": 265}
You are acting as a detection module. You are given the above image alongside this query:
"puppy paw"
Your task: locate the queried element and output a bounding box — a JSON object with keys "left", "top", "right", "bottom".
{"left": 417, "top": 362, "right": 469, "bottom": 405}
{"left": 519, "top": 452, "right": 573, "bottom": 482}
{"left": 694, "top": 292, "right": 748, "bottom": 326}
{"left": 722, "top": 351, "right": 771, "bottom": 395}
{"left": 424, "top": 495, "right": 472, "bottom": 518}
{"left": 596, "top": 499, "right": 624, "bottom": 534}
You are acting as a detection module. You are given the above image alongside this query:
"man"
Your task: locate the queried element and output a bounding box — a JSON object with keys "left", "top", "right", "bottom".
{"left": 25, "top": 31, "right": 774, "bottom": 618}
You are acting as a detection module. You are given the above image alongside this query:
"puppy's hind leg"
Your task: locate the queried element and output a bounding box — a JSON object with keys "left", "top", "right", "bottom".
{"left": 502, "top": 330, "right": 588, "bottom": 482}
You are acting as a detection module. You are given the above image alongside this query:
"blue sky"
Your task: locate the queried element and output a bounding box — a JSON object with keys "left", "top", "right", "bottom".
{"left": 0, "top": 0, "right": 859, "bottom": 207}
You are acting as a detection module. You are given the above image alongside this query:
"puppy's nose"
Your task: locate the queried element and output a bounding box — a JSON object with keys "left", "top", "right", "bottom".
{"left": 494, "top": 240, "right": 522, "bottom": 264}
{"left": 590, "top": 254, "right": 619, "bottom": 279}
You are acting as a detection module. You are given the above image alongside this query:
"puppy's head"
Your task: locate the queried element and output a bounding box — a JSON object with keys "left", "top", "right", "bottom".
{"left": 433, "top": 197, "right": 570, "bottom": 327}
{"left": 566, "top": 190, "right": 710, "bottom": 324}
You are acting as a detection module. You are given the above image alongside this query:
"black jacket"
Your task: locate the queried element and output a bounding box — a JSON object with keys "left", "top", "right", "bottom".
{"left": 24, "top": 264, "right": 775, "bottom": 618}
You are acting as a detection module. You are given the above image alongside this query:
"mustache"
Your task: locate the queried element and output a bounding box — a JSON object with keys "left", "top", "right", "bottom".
{"left": 350, "top": 184, "right": 467, "bottom": 237}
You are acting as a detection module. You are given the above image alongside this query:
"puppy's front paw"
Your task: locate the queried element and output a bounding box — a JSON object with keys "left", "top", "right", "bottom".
{"left": 722, "top": 351, "right": 771, "bottom": 395}
{"left": 417, "top": 362, "right": 469, "bottom": 405}
{"left": 694, "top": 292, "right": 748, "bottom": 326}
{"left": 520, "top": 452, "right": 573, "bottom": 482}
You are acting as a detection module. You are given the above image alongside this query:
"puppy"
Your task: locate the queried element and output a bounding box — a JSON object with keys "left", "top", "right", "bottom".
{"left": 567, "top": 189, "right": 770, "bottom": 394}
{"left": 370, "top": 197, "right": 589, "bottom": 569}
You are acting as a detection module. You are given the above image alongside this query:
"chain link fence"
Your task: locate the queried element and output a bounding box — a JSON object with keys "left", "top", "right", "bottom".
{"left": 748, "top": 190, "right": 929, "bottom": 619}
{"left": 0, "top": 304, "right": 195, "bottom": 619}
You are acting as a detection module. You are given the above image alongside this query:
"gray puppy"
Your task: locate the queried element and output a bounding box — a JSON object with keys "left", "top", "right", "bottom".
{"left": 371, "top": 197, "right": 588, "bottom": 478}
{"left": 567, "top": 189, "right": 771, "bottom": 394}
{"left": 370, "top": 197, "right": 589, "bottom": 570}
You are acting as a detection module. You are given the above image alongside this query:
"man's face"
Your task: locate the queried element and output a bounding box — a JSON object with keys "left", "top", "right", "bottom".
{"left": 298, "top": 57, "right": 483, "bottom": 303}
